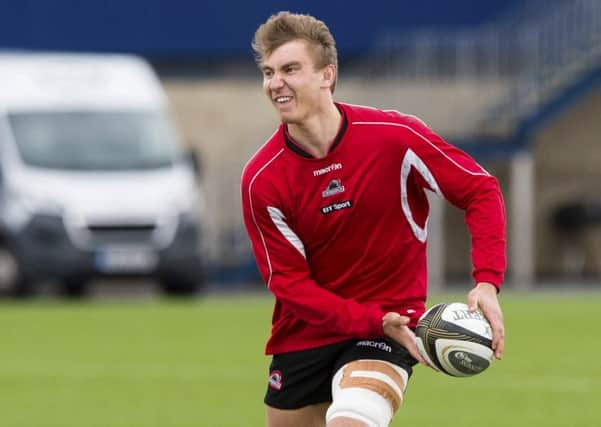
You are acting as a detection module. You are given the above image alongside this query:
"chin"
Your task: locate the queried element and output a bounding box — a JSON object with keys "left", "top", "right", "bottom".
{"left": 278, "top": 111, "right": 300, "bottom": 124}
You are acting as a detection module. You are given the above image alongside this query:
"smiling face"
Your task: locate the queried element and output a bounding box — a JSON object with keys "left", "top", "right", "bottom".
{"left": 261, "top": 39, "right": 335, "bottom": 124}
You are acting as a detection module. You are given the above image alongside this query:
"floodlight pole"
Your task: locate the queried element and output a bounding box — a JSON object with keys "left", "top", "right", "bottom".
{"left": 427, "top": 193, "right": 444, "bottom": 292}
{"left": 509, "top": 150, "right": 535, "bottom": 289}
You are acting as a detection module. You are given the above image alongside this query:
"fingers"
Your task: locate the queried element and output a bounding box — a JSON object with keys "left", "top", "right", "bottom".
{"left": 489, "top": 314, "right": 505, "bottom": 360}
{"left": 467, "top": 283, "right": 505, "bottom": 360}
{"left": 490, "top": 325, "right": 504, "bottom": 359}
{"left": 407, "top": 336, "right": 435, "bottom": 369}
{"left": 382, "top": 312, "right": 410, "bottom": 328}
{"left": 493, "top": 335, "right": 505, "bottom": 360}
{"left": 467, "top": 290, "right": 479, "bottom": 312}
{"left": 407, "top": 342, "right": 428, "bottom": 366}
{"left": 398, "top": 315, "right": 410, "bottom": 326}
{"left": 382, "top": 312, "right": 400, "bottom": 325}
{"left": 480, "top": 303, "right": 505, "bottom": 360}
{"left": 398, "top": 327, "right": 428, "bottom": 367}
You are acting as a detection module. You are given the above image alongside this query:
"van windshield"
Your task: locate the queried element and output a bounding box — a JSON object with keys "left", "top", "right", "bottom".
{"left": 8, "top": 111, "right": 183, "bottom": 170}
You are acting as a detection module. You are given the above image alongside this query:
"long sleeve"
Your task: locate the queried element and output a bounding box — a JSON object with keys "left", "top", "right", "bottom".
{"left": 399, "top": 119, "right": 506, "bottom": 288}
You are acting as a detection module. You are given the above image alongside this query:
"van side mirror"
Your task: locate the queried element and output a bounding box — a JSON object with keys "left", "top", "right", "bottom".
{"left": 186, "top": 149, "right": 203, "bottom": 179}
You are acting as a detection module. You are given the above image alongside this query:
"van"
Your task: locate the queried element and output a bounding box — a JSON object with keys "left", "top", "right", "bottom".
{"left": 0, "top": 52, "right": 206, "bottom": 296}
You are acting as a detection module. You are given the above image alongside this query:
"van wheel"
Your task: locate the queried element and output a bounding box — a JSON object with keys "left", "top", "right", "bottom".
{"left": 60, "top": 276, "right": 89, "bottom": 298}
{"left": 0, "top": 246, "right": 35, "bottom": 298}
{"left": 159, "top": 275, "right": 199, "bottom": 296}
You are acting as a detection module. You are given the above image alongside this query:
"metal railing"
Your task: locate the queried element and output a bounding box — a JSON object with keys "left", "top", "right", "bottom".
{"left": 368, "top": 0, "right": 601, "bottom": 136}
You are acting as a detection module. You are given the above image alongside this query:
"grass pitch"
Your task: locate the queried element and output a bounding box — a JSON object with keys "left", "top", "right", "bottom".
{"left": 0, "top": 290, "right": 598, "bottom": 426}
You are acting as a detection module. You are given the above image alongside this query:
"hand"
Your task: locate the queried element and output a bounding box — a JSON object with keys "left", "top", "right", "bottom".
{"left": 382, "top": 312, "right": 429, "bottom": 367}
{"left": 467, "top": 282, "right": 505, "bottom": 360}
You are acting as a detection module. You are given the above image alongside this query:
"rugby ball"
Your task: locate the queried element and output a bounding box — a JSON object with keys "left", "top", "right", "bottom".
{"left": 415, "top": 302, "right": 493, "bottom": 377}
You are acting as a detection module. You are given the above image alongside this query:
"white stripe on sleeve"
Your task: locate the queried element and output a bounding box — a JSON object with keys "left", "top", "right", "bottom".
{"left": 267, "top": 206, "right": 306, "bottom": 259}
{"left": 400, "top": 149, "right": 442, "bottom": 243}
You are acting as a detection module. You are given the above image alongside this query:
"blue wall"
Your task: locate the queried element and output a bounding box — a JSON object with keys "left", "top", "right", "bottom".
{"left": 0, "top": 0, "right": 524, "bottom": 57}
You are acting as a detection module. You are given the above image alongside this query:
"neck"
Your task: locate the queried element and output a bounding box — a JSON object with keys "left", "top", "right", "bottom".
{"left": 287, "top": 102, "right": 341, "bottom": 159}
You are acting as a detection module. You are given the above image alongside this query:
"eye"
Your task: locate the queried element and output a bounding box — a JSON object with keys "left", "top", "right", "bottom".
{"left": 263, "top": 69, "right": 273, "bottom": 78}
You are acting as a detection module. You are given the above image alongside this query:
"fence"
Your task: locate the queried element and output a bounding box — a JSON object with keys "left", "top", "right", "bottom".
{"left": 368, "top": 0, "right": 601, "bottom": 136}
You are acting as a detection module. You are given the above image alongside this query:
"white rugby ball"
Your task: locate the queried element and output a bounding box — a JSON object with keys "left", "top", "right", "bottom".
{"left": 415, "top": 302, "right": 494, "bottom": 377}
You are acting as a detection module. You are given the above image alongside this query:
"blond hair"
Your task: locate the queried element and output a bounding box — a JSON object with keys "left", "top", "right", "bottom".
{"left": 252, "top": 11, "right": 338, "bottom": 92}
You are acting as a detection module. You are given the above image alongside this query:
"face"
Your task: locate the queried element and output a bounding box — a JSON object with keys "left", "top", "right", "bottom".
{"left": 261, "top": 39, "right": 334, "bottom": 124}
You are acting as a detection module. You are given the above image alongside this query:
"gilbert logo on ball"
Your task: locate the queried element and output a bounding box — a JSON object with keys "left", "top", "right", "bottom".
{"left": 415, "top": 302, "right": 494, "bottom": 377}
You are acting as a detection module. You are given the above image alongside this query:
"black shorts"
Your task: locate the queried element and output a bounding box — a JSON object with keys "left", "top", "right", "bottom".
{"left": 264, "top": 337, "right": 418, "bottom": 410}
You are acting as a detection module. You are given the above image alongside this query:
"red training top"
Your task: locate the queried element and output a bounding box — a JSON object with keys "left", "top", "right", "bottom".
{"left": 241, "top": 102, "right": 506, "bottom": 355}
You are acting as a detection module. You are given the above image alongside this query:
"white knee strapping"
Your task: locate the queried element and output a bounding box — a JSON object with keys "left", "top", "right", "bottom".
{"left": 326, "top": 384, "right": 391, "bottom": 427}
{"left": 326, "top": 360, "right": 408, "bottom": 427}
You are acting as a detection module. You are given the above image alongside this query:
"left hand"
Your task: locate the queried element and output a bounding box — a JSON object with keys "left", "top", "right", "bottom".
{"left": 382, "top": 312, "right": 430, "bottom": 367}
{"left": 467, "top": 282, "right": 505, "bottom": 360}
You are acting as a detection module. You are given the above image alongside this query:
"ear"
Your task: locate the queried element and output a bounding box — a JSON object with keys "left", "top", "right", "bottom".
{"left": 321, "top": 64, "right": 337, "bottom": 90}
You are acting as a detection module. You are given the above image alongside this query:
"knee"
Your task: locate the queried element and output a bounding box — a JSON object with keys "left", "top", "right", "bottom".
{"left": 326, "top": 360, "right": 408, "bottom": 427}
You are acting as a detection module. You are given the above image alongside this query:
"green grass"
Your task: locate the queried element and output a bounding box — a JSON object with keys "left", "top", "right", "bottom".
{"left": 0, "top": 291, "right": 599, "bottom": 426}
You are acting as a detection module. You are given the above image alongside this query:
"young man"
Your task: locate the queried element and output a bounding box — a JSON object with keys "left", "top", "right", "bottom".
{"left": 241, "top": 11, "right": 506, "bottom": 427}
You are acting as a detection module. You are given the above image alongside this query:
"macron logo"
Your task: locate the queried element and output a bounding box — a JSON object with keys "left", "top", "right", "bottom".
{"left": 356, "top": 340, "right": 392, "bottom": 353}
{"left": 313, "top": 163, "right": 342, "bottom": 176}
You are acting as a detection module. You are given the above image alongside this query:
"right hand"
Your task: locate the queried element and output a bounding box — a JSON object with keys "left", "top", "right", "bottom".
{"left": 467, "top": 282, "right": 505, "bottom": 360}
{"left": 382, "top": 312, "right": 429, "bottom": 367}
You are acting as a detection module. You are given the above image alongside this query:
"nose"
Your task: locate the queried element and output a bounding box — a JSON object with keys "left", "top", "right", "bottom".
{"left": 268, "top": 73, "right": 284, "bottom": 90}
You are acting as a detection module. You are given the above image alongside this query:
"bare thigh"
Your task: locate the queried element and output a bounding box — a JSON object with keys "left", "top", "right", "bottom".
{"left": 266, "top": 402, "right": 330, "bottom": 427}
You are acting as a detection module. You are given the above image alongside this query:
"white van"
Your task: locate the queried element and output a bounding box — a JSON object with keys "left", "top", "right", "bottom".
{"left": 0, "top": 52, "right": 206, "bottom": 296}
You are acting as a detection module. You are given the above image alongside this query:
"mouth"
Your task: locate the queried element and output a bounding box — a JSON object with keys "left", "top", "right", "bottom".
{"left": 273, "top": 95, "right": 293, "bottom": 106}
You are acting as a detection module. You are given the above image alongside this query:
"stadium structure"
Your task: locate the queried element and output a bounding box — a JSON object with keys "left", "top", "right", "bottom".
{"left": 1, "top": 0, "right": 600, "bottom": 289}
